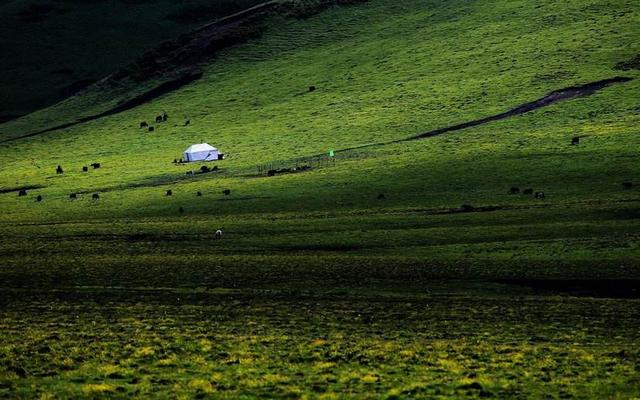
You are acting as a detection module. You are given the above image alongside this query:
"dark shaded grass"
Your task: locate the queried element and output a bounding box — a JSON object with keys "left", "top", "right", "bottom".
{"left": 1, "top": 288, "right": 639, "bottom": 398}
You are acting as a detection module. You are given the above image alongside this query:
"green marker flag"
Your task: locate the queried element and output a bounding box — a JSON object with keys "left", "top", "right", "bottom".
{"left": 329, "top": 150, "right": 334, "bottom": 157}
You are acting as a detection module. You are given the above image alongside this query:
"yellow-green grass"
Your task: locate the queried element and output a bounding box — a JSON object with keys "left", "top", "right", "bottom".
{"left": 1, "top": 290, "right": 639, "bottom": 398}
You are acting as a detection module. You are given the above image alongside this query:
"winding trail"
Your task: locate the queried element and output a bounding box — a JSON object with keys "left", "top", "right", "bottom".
{"left": 406, "top": 76, "right": 633, "bottom": 141}
{"left": 334, "top": 76, "right": 633, "bottom": 154}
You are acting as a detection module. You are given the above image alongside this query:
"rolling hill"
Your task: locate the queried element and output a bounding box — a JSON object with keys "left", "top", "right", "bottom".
{"left": 0, "top": 0, "right": 637, "bottom": 260}
{"left": 0, "top": 0, "right": 265, "bottom": 120}
{"left": 0, "top": 0, "right": 639, "bottom": 397}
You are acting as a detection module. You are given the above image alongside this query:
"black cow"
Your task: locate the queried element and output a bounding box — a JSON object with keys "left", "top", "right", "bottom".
{"left": 56, "top": 165, "right": 64, "bottom": 174}
{"left": 91, "top": 163, "right": 101, "bottom": 169}
{"left": 166, "top": 190, "right": 172, "bottom": 196}
{"left": 377, "top": 193, "right": 385, "bottom": 200}
{"left": 222, "top": 189, "right": 231, "bottom": 196}
{"left": 179, "top": 206, "right": 184, "bottom": 213}
{"left": 197, "top": 191, "right": 202, "bottom": 197}
{"left": 140, "top": 121, "right": 148, "bottom": 128}
{"left": 508, "top": 187, "right": 520, "bottom": 194}
{"left": 535, "top": 191, "right": 545, "bottom": 199}
{"left": 309, "top": 86, "right": 316, "bottom": 92}
{"left": 92, "top": 193, "right": 100, "bottom": 200}
{"left": 69, "top": 193, "right": 77, "bottom": 199}
{"left": 460, "top": 204, "right": 475, "bottom": 212}
{"left": 148, "top": 126, "right": 155, "bottom": 132}
{"left": 162, "top": 112, "right": 168, "bottom": 122}
{"left": 184, "top": 120, "right": 190, "bottom": 126}
{"left": 82, "top": 166, "right": 88, "bottom": 172}
{"left": 200, "top": 166, "right": 210, "bottom": 173}
{"left": 571, "top": 137, "right": 580, "bottom": 145}
{"left": 523, "top": 188, "right": 533, "bottom": 195}
{"left": 18, "top": 189, "right": 27, "bottom": 197}
{"left": 155, "top": 115, "right": 163, "bottom": 123}
{"left": 36, "top": 195, "right": 43, "bottom": 202}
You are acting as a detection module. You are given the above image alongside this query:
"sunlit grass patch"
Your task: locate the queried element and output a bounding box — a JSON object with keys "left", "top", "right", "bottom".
{"left": 81, "top": 383, "right": 115, "bottom": 394}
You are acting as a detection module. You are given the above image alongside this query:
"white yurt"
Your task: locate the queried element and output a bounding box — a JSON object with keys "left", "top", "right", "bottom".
{"left": 183, "top": 143, "right": 219, "bottom": 162}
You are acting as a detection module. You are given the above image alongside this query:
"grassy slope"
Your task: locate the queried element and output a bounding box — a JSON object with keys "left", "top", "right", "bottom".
{"left": 1, "top": 1, "right": 640, "bottom": 398}
{"left": 0, "top": 0, "right": 638, "bottom": 281}
{"left": 0, "top": 0, "right": 263, "bottom": 118}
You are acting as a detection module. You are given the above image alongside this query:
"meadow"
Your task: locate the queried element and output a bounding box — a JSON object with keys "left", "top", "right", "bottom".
{"left": 0, "top": 0, "right": 639, "bottom": 397}
{"left": 2, "top": 289, "right": 639, "bottom": 398}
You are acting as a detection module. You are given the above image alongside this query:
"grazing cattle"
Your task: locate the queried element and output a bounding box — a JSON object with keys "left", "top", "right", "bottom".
{"left": 197, "top": 191, "right": 202, "bottom": 197}
{"left": 140, "top": 121, "right": 148, "bottom": 128}
{"left": 166, "top": 190, "right": 173, "bottom": 196}
{"left": 534, "top": 191, "right": 545, "bottom": 199}
{"left": 18, "top": 189, "right": 27, "bottom": 197}
{"left": 155, "top": 115, "right": 163, "bottom": 123}
{"left": 267, "top": 169, "right": 276, "bottom": 177}
{"left": 179, "top": 158, "right": 183, "bottom": 163}
{"left": 200, "top": 166, "right": 210, "bottom": 173}
{"left": 309, "top": 86, "right": 316, "bottom": 92}
{"left": 148, "top": 126, "right": 155, "bottom": 132}
{"left": 214, "top": 229, "right": 223, "bottom": 240}
{"left": 186, "top": 171, "right": 193, "bottom": 175}
{"left": 92, "top": 193, "right": 100, "bottom": 200}
{"left": 56, "top": 165, "right": 64, "bottom": 174}
{"left": 173, "top": 159, "right": 178, "bottom": 163}
{"left": 222, "top": 189, "right": 231, "bottom": 196}
{"left": 82, "top": 166, "right": 88, "bottom": 172}
{"left": 162, "top": 112, "right": 168, "bottom": 122}
{"left": 179, "top": 207, "right": 184, "bottom": 213}
{"left": 91, "top": 163, "right": 101, "bottom": 169}
{"left": 571, "top": 137, "right": 580, "bottom": 145}
{"left": 69, "top": 193, "right": 77, "bottom": 199}
{"left": 184, "top": 120, "right": 190, "bottom": 126}
{"left": 508, "top": 187, "right": 520, "bottom": 194}
{"left": 212, "top": 166, "right": 219, "bottom": 171}
{"left": 622, "top": 182, "right": 633, "bottom": 189}
{"left": 377, "top": 193, "right": 385, "bottom": 200}
{"left": 523, "top": 188, "right": 533, "bottom": 195}
{"left": 36, "top": 195, "right": 43, "bottom": 202}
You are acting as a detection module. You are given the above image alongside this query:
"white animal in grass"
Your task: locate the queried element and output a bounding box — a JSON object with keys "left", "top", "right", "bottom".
{"left": 214, "top": 229, "right": 223, "bottom": 240}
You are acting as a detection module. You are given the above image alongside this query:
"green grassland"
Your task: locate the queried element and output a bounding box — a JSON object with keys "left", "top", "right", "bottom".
{"left": 1, "top": 0, "right": 640, "bottom": 397}
{"left": 0, "top": 0, "right": 638, "bottom": 273}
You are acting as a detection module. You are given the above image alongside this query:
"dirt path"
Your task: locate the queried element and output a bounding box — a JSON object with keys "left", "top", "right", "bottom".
{"left": 405, "top": 76, "right": 632, "bottom": 141}
{"left": 332, "top": 76, "right": 632, "bottom": 155}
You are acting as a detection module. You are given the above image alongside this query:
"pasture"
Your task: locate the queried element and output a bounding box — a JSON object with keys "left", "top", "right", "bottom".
{"left": 2, "top": 288, "right": 639, "bottom": 398}
{"left": 0, "top": 0, "right": 639, "bottom": 397}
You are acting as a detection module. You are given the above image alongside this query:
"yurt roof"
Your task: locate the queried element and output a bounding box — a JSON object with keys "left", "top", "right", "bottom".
{"left": 184, "top": 143, "right": 217, "bottom": 153}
